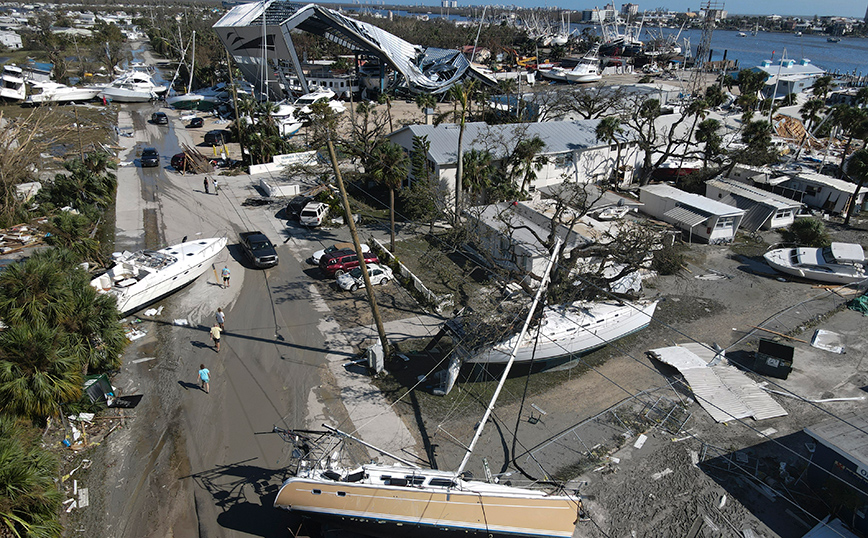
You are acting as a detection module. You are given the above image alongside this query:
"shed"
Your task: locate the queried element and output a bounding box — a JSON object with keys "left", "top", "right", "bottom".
{"left": 705, "top": 178, "right": 802, "bottom": 231}
{"left": 804, "top": 411, "right": 868, "bottom": 535}
{"left": 639, "top": 184, "right": 745, "bottom": 244}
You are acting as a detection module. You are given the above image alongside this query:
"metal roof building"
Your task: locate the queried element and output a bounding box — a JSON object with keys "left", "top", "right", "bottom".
{"left": 706, "top": 177, "right": 803, "bottom": 231}
{"left": 213, "top": 1, "right": 495, "bottom": 98}
{"left": 640, "top": 184, "right": 745, "bottom": 244}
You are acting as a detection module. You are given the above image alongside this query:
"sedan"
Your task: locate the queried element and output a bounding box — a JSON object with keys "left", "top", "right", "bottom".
{"left": 151, "top": 112, "right": 169, "bottom": 125}
{"left": 311, "top": 242, "right": 369, "bottom": 265}
{"left": 187, "top": 117, "right": 204, "bottom": 128}
{"left": 141, "top": 147, "right": 160, "bottom": 167}
{"left": 336, "top": 263, "right": 393, "bottom": 291}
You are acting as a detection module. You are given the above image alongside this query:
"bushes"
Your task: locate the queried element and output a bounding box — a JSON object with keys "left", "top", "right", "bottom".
{"left": 779, "top": 218, "right": 831, "bottom": 247}
{"left": 651, "top": 241, "right": 687, "bottom": 275}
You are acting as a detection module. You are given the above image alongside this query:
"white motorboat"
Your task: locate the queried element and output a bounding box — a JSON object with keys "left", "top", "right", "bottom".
{"left": 0, "top": 64, "right": 25, "bottom": 101}
{"left": 90, "top": 237, "right": 227, "bottom": 315}
{"left": 270, "top": 88, "right": 346, "bottom": 136}
{"left": 763, "top": 242, "right": 867, "bottom": 284}
{"left": 25, "top": 81, "right": 103, "bottom": 105}
{"left": 538, "top": 66, "right": 570, "bottom": 82}
{"left": 274, "top": 241, "right": 584, "bottom": 538}
{"left": 458, "top": 299, "right": 659, "bottom": 364}
{"left": 98, "top": 70, "right": 167, "bottom": 103}
{"left": 564, "top": 52, "right": 602, "bottom": 83}
{"left": 166, "top": 84, "right": 230, "bottom": 111}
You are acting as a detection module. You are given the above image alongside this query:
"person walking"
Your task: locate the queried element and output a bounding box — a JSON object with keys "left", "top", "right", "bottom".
{"left": 210, "top": 323, "right": 222, "bottom": 352}
{"left": 216, "top": 307, "right": 225, "bottom": 331}
{"left": 221, "top": 266, "right": 231, "bottom": 288}
{"left": 213, "top": 178, "right": 219, "bottom": 195}
{"left": 203, "top": 177, "right": 210, "bottom": 194}
{"left": 197, "top": 364, "right": 210, "bottom": 393}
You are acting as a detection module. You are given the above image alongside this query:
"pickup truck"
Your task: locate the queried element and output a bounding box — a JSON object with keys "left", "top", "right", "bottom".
{"left": 239, "top": 231, "right": 279, "bottom": 268}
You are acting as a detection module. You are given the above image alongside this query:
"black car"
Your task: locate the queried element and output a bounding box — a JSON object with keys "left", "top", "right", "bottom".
{"left": 187, "top": 117, "right": 204, "bottom": 128}
{"left": 204, "top": 129, "right": 231, "bottom": 145}
{"left": 141, "top": 147, "right": 160, "bottom": 167}
{"left": 285, "top": 195, "right": 314, "bottom": 220}
{"left": 151, "top": 112, "right": 169, "bottom": 125}
{"left": 171, "top": 152, "right": 190, "bottom": 172}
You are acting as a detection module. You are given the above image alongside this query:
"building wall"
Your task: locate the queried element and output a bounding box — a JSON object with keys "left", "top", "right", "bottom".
{"left": 778, "top": 178, "right": 866, "bottom": 214}
{"left": 705, "top": 183, "right": 796, "bottom": 230}
{"left": 639, "top": 189, "right": 739, "bottom": 243}
{"left": 0, "top": 32, "right": 22, "bottom": 49}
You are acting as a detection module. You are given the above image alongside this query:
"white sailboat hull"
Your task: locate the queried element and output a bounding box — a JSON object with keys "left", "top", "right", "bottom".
{"left": 463, "top": 299, "right": 659, "bottom": 364}
{"left": 275, "top": 467, "right": 579, "bottom": 538}
{"left": 91, "top": 237, "right": 227, "bottom": 315}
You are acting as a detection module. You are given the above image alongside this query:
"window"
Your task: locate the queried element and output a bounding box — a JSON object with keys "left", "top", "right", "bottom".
{"left": 312, "top": 489, "right": 321, "bottom": 495}
{"left": 429, "top": 478, "right": 456, "bottom": 487}
{"left": 715, "top": 217, "right": 734, "bottom": 229}
{"left": 774, "top": 210, "right": 792, "bottom": 219}
{"left": 553, "top": 153, "right": 571, "bottom": 167}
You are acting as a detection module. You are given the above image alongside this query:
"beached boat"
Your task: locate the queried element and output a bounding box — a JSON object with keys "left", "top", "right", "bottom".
{"left": 90, "top": 237, "right": 227, "bottom": 315}
{"left": 25, "top": 81, "right": 103, "bottom": 105}
{"left": 273, "top": 240, "right": 585, "bottom": 538}
{"left": 458, "top": 299, "right": 658, "bottom": 365}
{"left": 166, "top": 84, "right": 230, "bottom": 111}
{"left": 763, "top": 242, "right": 867, "bottom": 284}
{"left": 564, "top": 49, "right": 602, "bottom": 83}
{"left": 0, "top": 64, "right": 25, "bottom": 101}
{"left": 98, "top": 70, "right": 167, "bottom": 103}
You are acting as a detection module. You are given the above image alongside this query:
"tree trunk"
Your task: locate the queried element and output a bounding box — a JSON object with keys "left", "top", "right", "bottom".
{"left": 455, "top": 118, "right": 465, "bottom": 224}
{"left": 844, "top": 176, "right": 865, "bottom": 226}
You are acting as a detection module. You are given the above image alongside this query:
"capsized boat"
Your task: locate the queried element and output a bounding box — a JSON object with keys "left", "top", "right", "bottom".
{"left": 25, "top": 81, "right": 103, "bottom": 105}
{"left": 457, "top": 299, "right": 658, "bottom": 364}
{"left": 274, "top": 239, "right": 585, "bottom": 538}
{"left": 763, "top": 242, "right": 867, "bottom": 284}
{"left": 90, "top": 237, "right": 227, "bottom": 315}
{"left": 98, "top": 70, "right": 167, "bottom": 103}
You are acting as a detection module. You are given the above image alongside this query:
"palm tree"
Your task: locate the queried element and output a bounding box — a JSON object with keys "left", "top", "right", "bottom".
{"left": 799, "top": 98, "right": 825, "bottom": 134}
{"left": 832, "top": 105, "right": 868, "bottom": 174}
{"left": 414, "top": 93, "right": 436, "bottom": 123}
{"left": 695, "top": 119, "right": 723, "bottom": 168}
{"left": 0, "top": 416, "right": 63, "bottom": 537}
{"left": 510, "top": 135, "right": 547, "bottom": 194}
{"left": 377, "top": 93, "right": 394, "bottom": 133}
{"left": 462, "top": 149, "right": 494, "bottom": 204}
{"left": 370, "top": 142, "right": 409, "bottom": 251}
{"left": 595, "top": 117, "right": 624, "bottom": 185}
{"left": 843, "top": 149, "right": 868, "bottom": 226}
{"left": 448, "top": 81, "right": 476, "bottom": 223}
{"left": 810, "top": 75, "right": 833, "bottom": 101}
{"left": 0, "top": 321, "right": 83, "bottom": 421}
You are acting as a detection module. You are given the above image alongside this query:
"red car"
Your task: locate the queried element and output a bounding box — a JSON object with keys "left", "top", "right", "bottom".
{"left": 319, "top": 249, "right": 378, "bottom": 278}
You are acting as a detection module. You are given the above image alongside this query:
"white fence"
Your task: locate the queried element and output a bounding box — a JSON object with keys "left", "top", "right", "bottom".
{"left": 370, "top": 237, "right": 453, "bottom": 313}
{"left": 248, "top": 151, "right": 318, "bottom": 175}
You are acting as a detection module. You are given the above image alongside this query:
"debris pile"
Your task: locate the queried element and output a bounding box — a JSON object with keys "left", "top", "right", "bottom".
{"left": 0, "top": 221, "right": 47, "bottom": 254}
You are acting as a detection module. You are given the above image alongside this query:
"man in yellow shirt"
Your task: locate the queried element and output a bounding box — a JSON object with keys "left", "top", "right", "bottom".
{"left": 210, "top": 323, "right": 223, "bottom": 352}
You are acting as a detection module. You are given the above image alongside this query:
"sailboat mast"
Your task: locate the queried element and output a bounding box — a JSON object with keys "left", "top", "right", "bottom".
{"left": 456, "top": 238, "right": 562, "bottom": 476}
{"left": 187, "top": 31, "right": 195, "bottom": 94}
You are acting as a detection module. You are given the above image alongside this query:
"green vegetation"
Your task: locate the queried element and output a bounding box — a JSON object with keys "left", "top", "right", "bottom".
{"left": 780, "top": 218, "right": 831, "bottom": 247}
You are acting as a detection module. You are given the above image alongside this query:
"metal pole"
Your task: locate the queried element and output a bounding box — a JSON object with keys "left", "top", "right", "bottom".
{"left": 456, "top": 238, "right": 562, "bottom": 476}
{"left": 325, "top": 138, "right": 390, "bottom": 358}
{"left": 324, "top": 424, "right": 420, "bottom": 468}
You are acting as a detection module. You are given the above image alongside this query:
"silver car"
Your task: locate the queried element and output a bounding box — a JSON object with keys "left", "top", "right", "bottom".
{"left": 336, "top": 263, "right": 393, "bottom": 291}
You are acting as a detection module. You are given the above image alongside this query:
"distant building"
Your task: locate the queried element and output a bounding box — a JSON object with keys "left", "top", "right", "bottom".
{"left": 744, "top": 58, "right": 825, "bottom": 99}
{"left": 0, "top": 30, "right": 21, "bottom": 49}
{"left": 621, "top": 3, "right": 638, "bottom": 17}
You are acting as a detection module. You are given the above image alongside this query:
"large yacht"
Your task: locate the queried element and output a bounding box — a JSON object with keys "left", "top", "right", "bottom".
{"left": 25, "top": 81, "right": 103, "bottom": 105}
{"left": 0, "top": 64, "right": 26, "bottom": 101}
{"left": 98, "top": 70, "right": 167, "bottom": 103}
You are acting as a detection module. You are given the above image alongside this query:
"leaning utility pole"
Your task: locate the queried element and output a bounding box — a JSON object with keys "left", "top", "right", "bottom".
{"left": 325, "top": 138, "right": 390, "bottom": 359}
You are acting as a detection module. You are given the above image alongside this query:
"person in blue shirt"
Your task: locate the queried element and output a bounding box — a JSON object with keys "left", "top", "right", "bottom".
{"left": 198, "top": 364, "right": 210, "bottom": 394}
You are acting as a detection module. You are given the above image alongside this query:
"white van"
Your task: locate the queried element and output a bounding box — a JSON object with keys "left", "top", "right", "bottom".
{"left": 299, "top": 202, "right": 329, "bottom": 227}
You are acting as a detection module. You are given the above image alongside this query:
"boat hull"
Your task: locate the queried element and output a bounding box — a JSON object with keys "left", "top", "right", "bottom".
{"left": 92, "top": 237, "right": 227, "bottom": 315}
{"left": 464, "top": 300, "right": 658, "bottom": 364}
{"left": 26, "top": 87, "right": 102, "bottom": 105}
{"left": 98, "top": 88, "right": 157, "bottom": 103}
{"left": 763, "top": 248, "right": 866, "bottom": 284}
{"left": 275, "top": 478, "right": 579, "bottom": 538}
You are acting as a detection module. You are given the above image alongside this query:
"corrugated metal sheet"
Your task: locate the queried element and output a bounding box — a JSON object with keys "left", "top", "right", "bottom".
{"left": 649, "top": 345, "right": 788, "bottom": 422}
{"left": 663, "top": 206, "right": 708, "bottom": 227}
{"left": 740, "top": 205, "right": 775, "bottom": 232}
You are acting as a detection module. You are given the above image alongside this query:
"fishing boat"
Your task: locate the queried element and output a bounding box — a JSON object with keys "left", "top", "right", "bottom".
{"left": 736, "top": 31, "right": 747, "bottom": 38}
{"left": 456, "top": 299, "right": 658, "bottom": 365}
{"left": 563, "top": 49, "right": 602, "bottom": 83}
{"left": 827, "top": 37, "right": 841, "bottom": 43}
{"left": 0, "top": 64, "right": 25, "bottom": 101}
{"left": 166, "top": 84, "right": 230, "bottom": 111}
{"left": 274, "top": 240, "right": 586, "bottom": 538}
{"left": 25, "top": 81, "right": 103, "bottom": 105}
{"left": 90, "top": 237, "right": 227, "bottom": 315}
{"left": 763, "top": 242, "right": 867, "bottom": 284}
{"left": 98, "top": 70, "right": 167, "bottom": 103}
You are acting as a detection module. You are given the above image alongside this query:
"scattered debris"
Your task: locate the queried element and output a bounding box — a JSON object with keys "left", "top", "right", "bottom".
{"left": 173, "top": 319, "right": 189, "bottom": 326}
{"left": 810, "top": 329, "right": 845, "bottom": 354}
{"left": 143, "top": 306, "right": 164, "bottom": 317}
{"left": 633, "top": 434, "right": 648, "bottom": 449}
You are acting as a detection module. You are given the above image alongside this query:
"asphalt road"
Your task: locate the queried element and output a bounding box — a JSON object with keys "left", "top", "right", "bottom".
{"left": 91, "top": 101, "right": 378, "bottom": 538}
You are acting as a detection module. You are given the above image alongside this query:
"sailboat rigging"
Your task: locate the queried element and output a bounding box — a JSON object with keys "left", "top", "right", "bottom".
{"left": 273, "top": 239, "right": 586, "bottom": 538}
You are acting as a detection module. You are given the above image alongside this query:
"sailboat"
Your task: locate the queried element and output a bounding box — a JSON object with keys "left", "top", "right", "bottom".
{"left": 274, "top": 240, "right": 585, "bottom": 538}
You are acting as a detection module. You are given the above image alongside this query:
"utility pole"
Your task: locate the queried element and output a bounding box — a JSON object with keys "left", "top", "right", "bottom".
{"left": 325, "top": 138, "right": 390, "bottom": 359}
{"left": 225, "top": 47, "right": 246, "bottom": 165}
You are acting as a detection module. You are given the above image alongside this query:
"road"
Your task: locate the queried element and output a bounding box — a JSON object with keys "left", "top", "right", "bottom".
{"left": 87, "top": 99, "right": 418, "bottom": 538}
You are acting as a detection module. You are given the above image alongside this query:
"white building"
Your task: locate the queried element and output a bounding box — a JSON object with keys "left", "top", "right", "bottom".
{"left": 766, "top": 171, "right": 866, "bottom": 215}
{"left": 746, "top": 58, "right": 825, "bottom": 99}
{"left": 640, "top": 184, "right": 745, "bottom": 244}
{"left": 0, "top": 31, "right": 22, "bottom": 50}
{"left": 705, "top": 178, "right": 802, "bottom": 231}
{"left": 387, "top": 120, "right": 640, "bottom": 204}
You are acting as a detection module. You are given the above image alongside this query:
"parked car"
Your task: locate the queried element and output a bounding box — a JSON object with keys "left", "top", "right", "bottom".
{"left": 336, "top": 263, "right": 393, "bottom": 291}
{"left": 311, "top": 242, "right": 369, "bottom": 265}
{"left": 239, "top": 231, "right": 279, "bottom": 268}
{"left": 140, "top": 147, "right": 160, "bottom": 167}
{"left": 187, "top": 117, "right": 204, "bottom": 128}
{"left": 319, "top": 249, "right": 378, "bottom": 278}
{"left": 286, "top": 195, "right": 314, "bottom": 220}
{"left": 204, "top": 129, "right": 231, "bottom": 145}
{"left": 299, "top": 202, "right": 329, "bottom": 227}
{"left": 151, "top": 111, "right": 169, "bottom": 125}
{"left": 171, "top": 152, "right": 190, "bottom": 172}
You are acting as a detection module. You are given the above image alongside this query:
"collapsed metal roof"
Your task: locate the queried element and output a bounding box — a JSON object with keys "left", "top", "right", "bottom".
{"left": 213, "top": 1, "right": 495, "bottom": 95}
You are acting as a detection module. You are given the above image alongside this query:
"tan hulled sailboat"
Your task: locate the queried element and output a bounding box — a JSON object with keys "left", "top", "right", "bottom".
{"left": 274, "top": 240, "right": 584, "bottom": 538}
